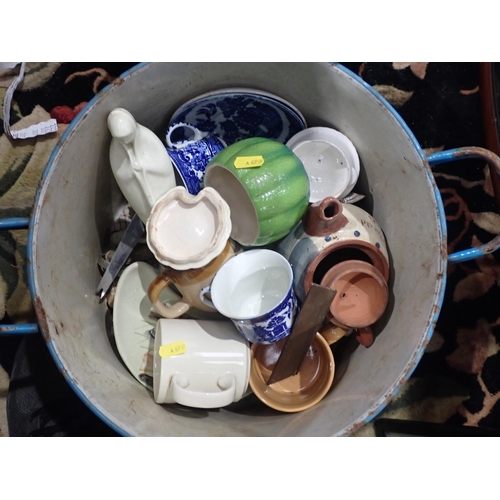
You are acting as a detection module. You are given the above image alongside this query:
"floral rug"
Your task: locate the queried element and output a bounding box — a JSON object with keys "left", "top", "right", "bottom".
{"left": 1, "top": 62, "right": 499, "bottom": 436}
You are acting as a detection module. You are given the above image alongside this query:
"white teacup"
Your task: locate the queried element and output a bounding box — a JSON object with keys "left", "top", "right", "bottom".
{"left": 200, "top": 249, "right": 298, "bottom": 344}
{"left": 153, "top": 318, "right": 250, "bottom": 408}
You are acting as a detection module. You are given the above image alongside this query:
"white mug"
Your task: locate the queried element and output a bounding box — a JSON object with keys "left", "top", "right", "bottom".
{"left": 153, "top": 318, "right": 250, "bottom": 408}
{"left": 200, "top": 249, "right": 298, "bottom": 344}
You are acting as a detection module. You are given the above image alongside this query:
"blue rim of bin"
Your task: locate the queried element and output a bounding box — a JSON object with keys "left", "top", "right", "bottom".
{"left": 17, "top": 62, "right": 485, "bottom": 436}
{"left": 26, "top": 63, "right": 149, "bottom": 436}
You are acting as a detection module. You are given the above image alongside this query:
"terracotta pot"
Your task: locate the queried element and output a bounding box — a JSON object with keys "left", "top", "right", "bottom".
{"left": 278, "top": 198, "right": 389, "bottom": 304}
{"left": 320, "top": 260, "right": 389, "bottom": 329}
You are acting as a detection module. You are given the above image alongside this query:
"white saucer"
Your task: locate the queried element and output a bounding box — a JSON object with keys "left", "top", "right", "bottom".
{"left": 287, "top": 127, "right": 360, "bottom": 202}
{"left": 113, "top": 261, "right": 181, "bottom": 391}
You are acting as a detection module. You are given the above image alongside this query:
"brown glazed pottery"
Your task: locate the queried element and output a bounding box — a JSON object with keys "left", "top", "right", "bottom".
{"left": 148, "top": 239, "right": 236, "bottom": 318}
{"left": 318, "top": 323, "right": 350, "bottom": 344}
{"left": 302, "top": 196, "right": 348, "bottom": 236}
{"left": 249, "top": 333, "right": 335, "bottom": 413}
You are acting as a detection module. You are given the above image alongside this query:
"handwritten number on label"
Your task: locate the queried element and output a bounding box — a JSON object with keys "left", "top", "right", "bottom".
{"left": 234, "top": 156, "right": 265, "bottom": 169}
{"left": 159, "top": 341, "right": 187, "bottom": 358}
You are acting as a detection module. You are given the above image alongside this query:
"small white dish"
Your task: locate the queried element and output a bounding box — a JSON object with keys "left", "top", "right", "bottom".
{"left": 286, "top": 127, "right": 360, "bottom": 202}
{"left": 112, "top": 261, "right": 181, "bottom": 391}
{"left": 146, "top": 186, "right": 232, "bottom": 270}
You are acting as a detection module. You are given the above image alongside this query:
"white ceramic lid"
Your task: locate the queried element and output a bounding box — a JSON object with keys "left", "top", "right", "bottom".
{"left": 287, "top": 127, "right": 360, "bottom": 202}
{"left": 146, "top": 186, "right": 232, "bottom": 270}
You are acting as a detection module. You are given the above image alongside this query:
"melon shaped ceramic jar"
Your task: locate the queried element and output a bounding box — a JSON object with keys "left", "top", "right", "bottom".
{"left": 203, "top": 137, "right": 310, "bottom": 247}
{"left": 277, "top": 196, "right": 390, "bottom": 304}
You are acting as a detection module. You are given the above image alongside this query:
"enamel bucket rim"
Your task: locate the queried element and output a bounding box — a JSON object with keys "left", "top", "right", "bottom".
{"left": 26, "top": 62, "right": 448, "bottom": 436}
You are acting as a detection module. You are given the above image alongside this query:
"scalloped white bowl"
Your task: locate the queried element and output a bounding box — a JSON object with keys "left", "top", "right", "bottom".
{"left": 146, "top": 186, "right": 232, "bottom": 270}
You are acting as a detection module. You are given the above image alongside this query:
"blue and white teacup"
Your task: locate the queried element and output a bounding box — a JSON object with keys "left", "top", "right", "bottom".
{"left": 200, "top": 249, "right": 298, "bottom": 344}
{"left": 166, "top": 122, "right": 226, "bottom": 195}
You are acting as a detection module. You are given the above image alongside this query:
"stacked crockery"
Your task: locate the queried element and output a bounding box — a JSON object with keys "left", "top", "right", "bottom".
{"left": 106, "top": 88, "right": 392, "bottom": 414}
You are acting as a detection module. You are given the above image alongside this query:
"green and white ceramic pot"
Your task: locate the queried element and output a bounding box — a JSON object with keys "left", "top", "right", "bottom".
{"left": 203, "top": 137, "right": 310, "bottom": 246}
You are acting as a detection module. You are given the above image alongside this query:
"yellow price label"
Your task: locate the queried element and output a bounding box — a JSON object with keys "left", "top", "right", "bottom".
{"left": 159, "top": 341, "right": 187, "bottom": 358}
{"left": 234, "top": 156, "right": 265, "bottom": 169}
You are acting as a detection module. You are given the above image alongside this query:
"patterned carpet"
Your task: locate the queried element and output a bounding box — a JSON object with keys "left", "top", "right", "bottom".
{"left": 1, "top": 62, "right": 500, "bottom": 436}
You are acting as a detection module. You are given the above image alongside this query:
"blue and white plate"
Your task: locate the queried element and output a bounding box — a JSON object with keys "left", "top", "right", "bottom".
{"left": 167, "top": 88, "right": 307, "bottom": 146}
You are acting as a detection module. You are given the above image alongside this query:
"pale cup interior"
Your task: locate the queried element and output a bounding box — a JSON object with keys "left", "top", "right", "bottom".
{"left": 204, "top": 165, "right": 259, "bottom": 245}
{"left": 292, "top": 140, "right": 350, "bottom": 201}
{"left": 210, "top": 249, "right": 293, "bottom": 320}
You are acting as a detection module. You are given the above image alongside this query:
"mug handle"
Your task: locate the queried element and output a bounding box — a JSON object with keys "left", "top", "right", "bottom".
{"left": 199, "top": 285, "right": 216, "bottom": 309}
{"left": 171, "top": 373, "right": 237, "bottom": 408}
{"left": 427, "top": 146, "right": 500, "bottom": 264}
{"left": 166, "top": 122, "right": 207, "bottom": 149}
{"left": 148, "top": 274, "right": 190, "bottom": 319}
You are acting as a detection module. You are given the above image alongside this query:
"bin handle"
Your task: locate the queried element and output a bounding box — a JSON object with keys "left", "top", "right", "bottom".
{"left": 0, "top": 217, "right": 38, "bottom": 335}
{"left": 427, "top": 146, "right": 500, "bottom": 264}
{"left": 0, "top": 217, "right": 30, "bottom": 230}
{"left": 3, "top": 147, "right": 499, "bottom": 332}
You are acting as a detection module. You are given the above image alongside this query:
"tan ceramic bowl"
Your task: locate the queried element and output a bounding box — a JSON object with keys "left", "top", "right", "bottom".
{"left": 249, "top": 333, "right": 335, "bottom": 413}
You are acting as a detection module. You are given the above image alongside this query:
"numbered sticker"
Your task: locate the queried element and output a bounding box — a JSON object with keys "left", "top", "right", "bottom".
{"left": 159, "top": 341, "right": 187, "bottom": 358}
{"left": 234, "top": 156, "right": 265, "bottom": 169}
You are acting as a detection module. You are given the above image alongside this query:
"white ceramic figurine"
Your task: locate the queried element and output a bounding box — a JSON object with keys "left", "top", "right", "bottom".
{"left": 108, "top": 108, "right": 176, "bottom": 223}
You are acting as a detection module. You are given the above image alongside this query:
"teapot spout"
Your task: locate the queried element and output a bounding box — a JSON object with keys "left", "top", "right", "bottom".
{"left": 302, "top": 197, "right": 348, "bottom": 237}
